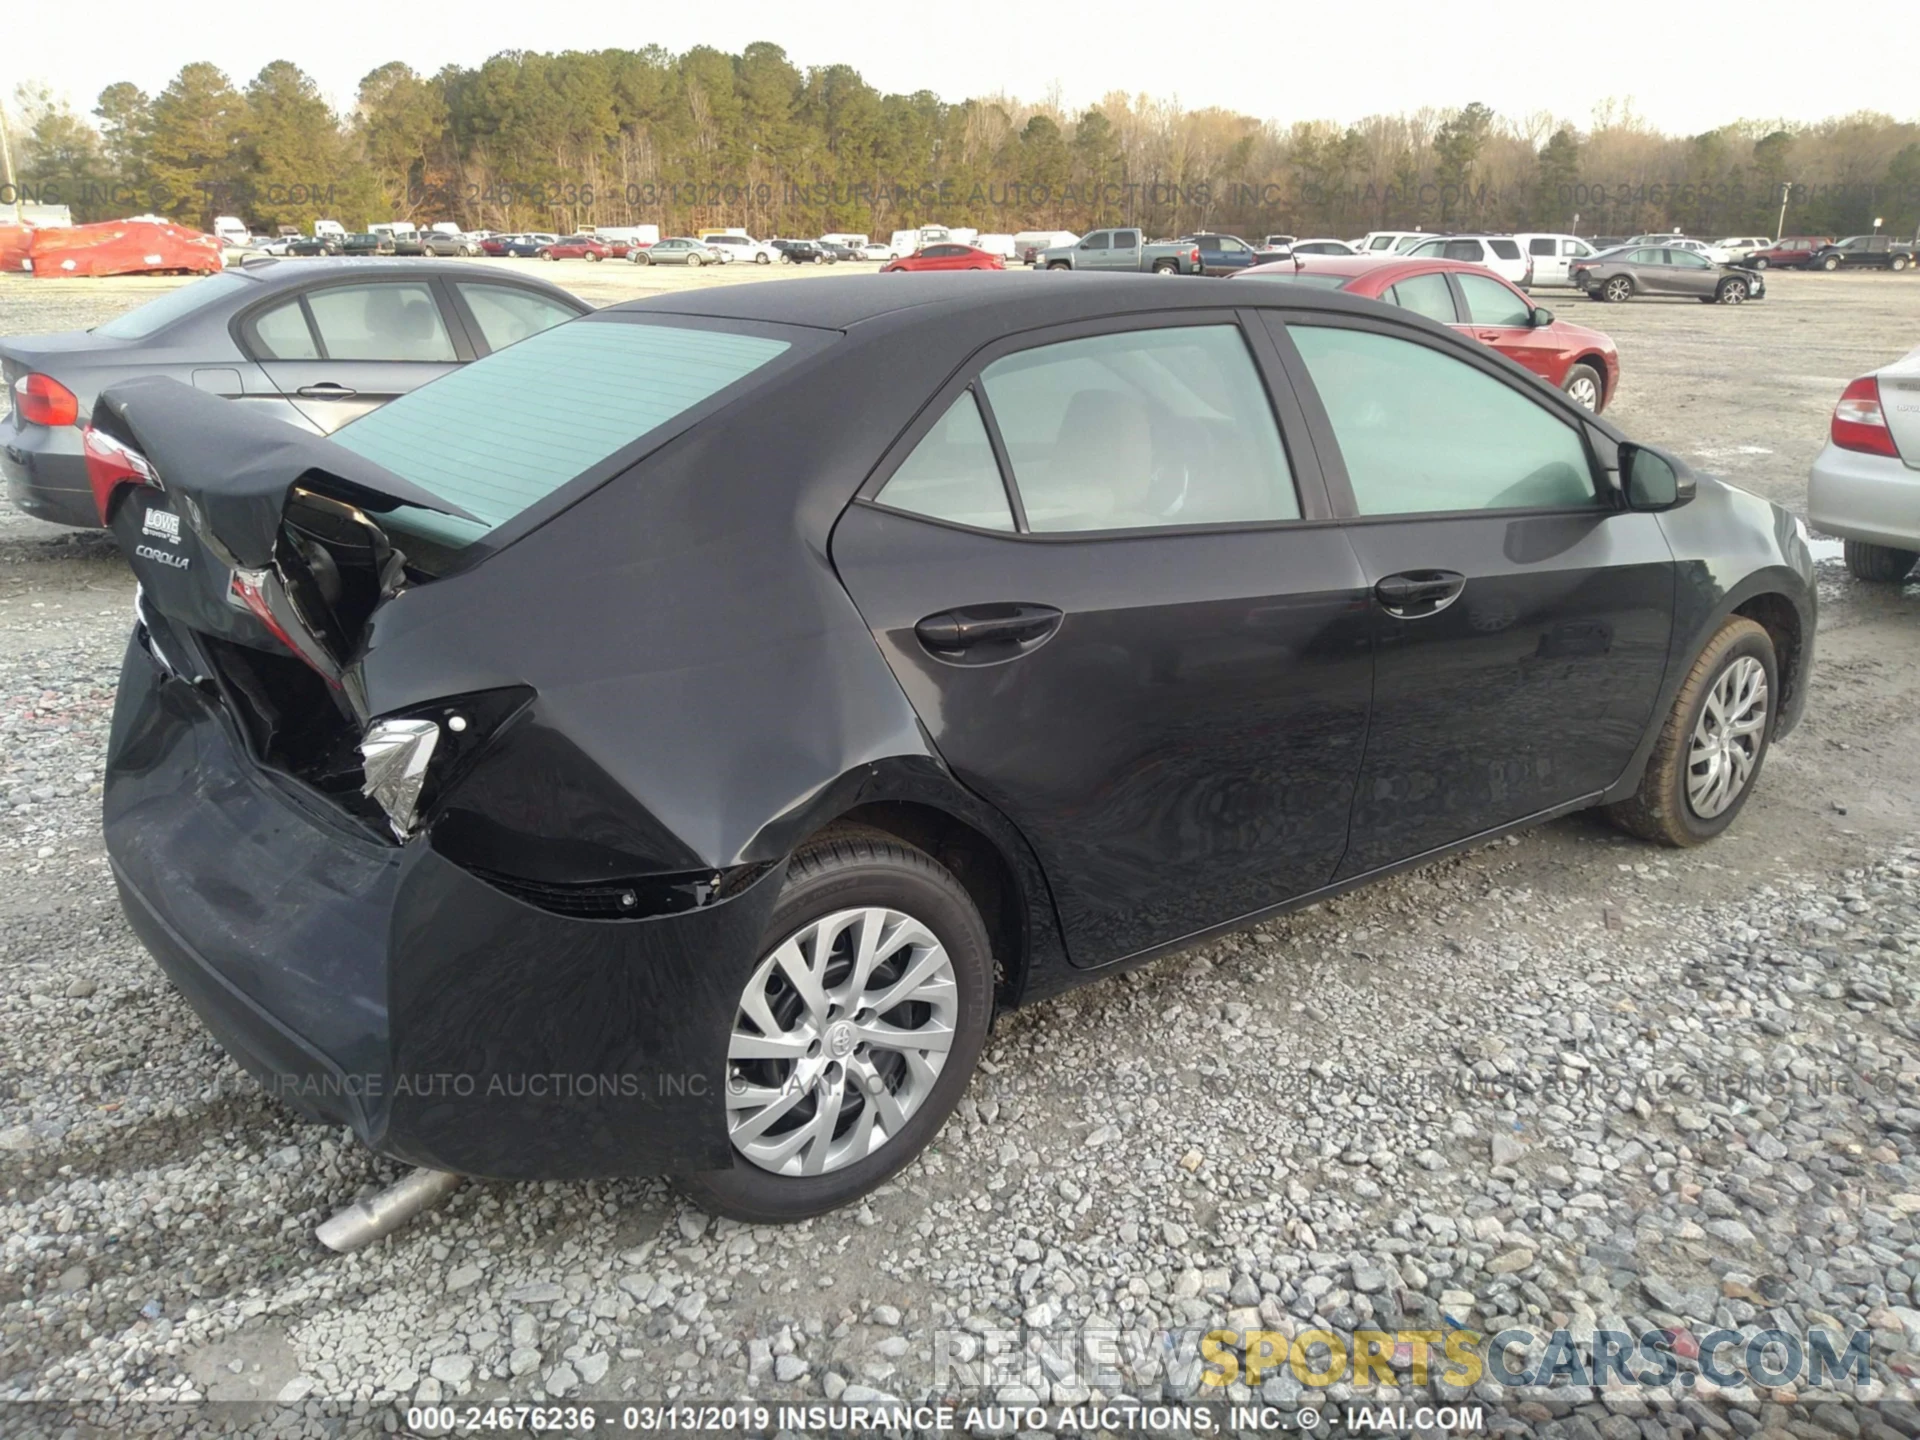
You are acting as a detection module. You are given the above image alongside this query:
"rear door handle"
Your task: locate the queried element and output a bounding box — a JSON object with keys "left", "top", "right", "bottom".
{"left": 297, "top": 382, "right": 357, "bottom": 398}
{"left": 915, "top": 603, "right": 1063, "bottom": 660}
{"left": 1374, "top": 570, "right": 1466, "bottom": 618}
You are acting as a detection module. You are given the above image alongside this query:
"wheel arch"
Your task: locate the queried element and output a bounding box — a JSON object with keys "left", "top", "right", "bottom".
{"left": 1600, "top": 567, "right": 1813, "bottom": 805}
{"left": 753, "top": 757, "right": 1072, "bottom": 1012}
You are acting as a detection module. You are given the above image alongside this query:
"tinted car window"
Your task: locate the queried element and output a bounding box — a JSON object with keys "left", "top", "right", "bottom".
{"left": 874, "top": 390, "right": 1014, "bottom": 532}
{"left": 458, "top": 285, "right": 579, "bottom": 352}
{"left": 1488, "top": 240, "right": 1522, "bottom": 260}
{"left": 330, "top": 320, "right": 794, "bottom": 548}
{"left": 1442, "top": 241, "right": 1482, "bottom": 262}
{"left": 1290, "top": 325, "right": 1595, "bottom": 516}
{"left": 1081, "top": 232, "right": 1110, "bottom": 250}
{"left": 1457, "top": 274, "right": 1533, "bottom": 327}
{"left": 1113, "top": 230, "right": 1141, "bottom": 248}
{"left": 1386, "top": 273, "right": 1457, "bottom": 322}
{"left": 980, "top": 325, "right": 1298, "bottom": 533}
{"left": 306, "top": 283, "right": 456, "bottom": 362}
{"left": 251, "top": 297, "right": 320, "bottom": 360}
{"left": 1528, "top": 237, "right": 1557, "bottom": 256}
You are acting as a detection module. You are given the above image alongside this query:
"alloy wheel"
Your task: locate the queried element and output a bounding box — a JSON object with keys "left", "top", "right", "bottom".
{"left": 1686, "top": 656, "right": 1768, "bottom": 819}
{"left": 727, "top": 907, "right": 958, "bottom": 1177}
{"left": 1605, "top": 278, "right": 1632, "bottom": 302}
{"left": 1566, "top": 375, "right": 1599, "bottom": 410}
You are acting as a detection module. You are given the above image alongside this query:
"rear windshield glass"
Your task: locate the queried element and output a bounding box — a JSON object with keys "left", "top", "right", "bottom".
{"left": 328, "top": 318, "right": 792, "bottom": 548}
{"left": 92, "top": 273, "right": 253, "bottom": 339}
{"left": 1237, "top": 272, "right": 1350, "bottom": 290}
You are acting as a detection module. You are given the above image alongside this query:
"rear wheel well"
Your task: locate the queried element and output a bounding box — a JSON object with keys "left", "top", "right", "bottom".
{"left": 1733, "top": 593, "right": 1802, "bottom": 722}
{"left": 809, "top": 803, "right": 1024, "bottom": 1004}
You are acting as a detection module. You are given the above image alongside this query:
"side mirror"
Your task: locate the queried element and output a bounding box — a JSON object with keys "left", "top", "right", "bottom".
{"left": 1619, "top": 442, "right": 1696, "bottom": 511}
{"left": 1530, "top": 306, "right": 1555, "bottom": 327}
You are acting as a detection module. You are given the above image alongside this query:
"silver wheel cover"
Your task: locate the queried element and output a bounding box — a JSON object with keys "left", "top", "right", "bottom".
{"left": 727, "top": 907, "right": 957, "bottom": 1176}
{"left": 1686, "top": 656, "right": 1768, "bottom": 819}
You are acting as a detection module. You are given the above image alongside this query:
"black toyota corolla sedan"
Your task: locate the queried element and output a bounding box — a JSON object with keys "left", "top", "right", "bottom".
{"left": 91, "top": 273, "right": 1814, "bottom": 1221}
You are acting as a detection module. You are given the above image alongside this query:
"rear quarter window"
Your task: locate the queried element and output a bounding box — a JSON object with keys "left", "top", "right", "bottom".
{"left": 1488, "top": 240, "right": 1522, "bottom": 260}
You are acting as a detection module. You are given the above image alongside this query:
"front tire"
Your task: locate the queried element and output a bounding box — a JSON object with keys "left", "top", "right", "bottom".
{"left": 1822, "top": 255, "right": 1840, "bottom": 271}
{"left": 1843, "top": 540, "right": 1920, "bottom": 583}
{"left": 1751, "top": 256, "right": 1769, "bottom": 269}
{"left": 1717, "top": 277, "right": 1749, "bottom": 304}
{"left": 1605, "top": 617, "right": 1776, "bottom": 846}
{"left": 1893, "top": 255, "right": 1910, "bottom": 273}
{"left": 1561, "top": 363, "right": 1603, "bottom": 412}
{"left": 674, "top": 832, "right": 993, "bottom": 1223}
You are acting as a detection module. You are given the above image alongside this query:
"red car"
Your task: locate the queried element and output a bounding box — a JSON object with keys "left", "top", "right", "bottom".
{"left": 881, "top": 243, "right": 1006, "bottom": 273}
{"left": 1235, "top": 254, "right": 1620, "bottom": 412}
{"left": 1744, "top": 237, "right": 1832, "bottom": 270}
{"left": 539, "top": 235, "right": 612, "bottom": 262}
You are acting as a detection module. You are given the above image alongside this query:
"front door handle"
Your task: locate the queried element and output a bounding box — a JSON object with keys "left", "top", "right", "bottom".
{"left": 1374, "top": 570, "right": 1466, "bottom": 618}
{"left": 297, "top": 382, "right": 357, "bottom": 398}
{"left": 915, "top": 603, "right": 1063, "bottom": 660}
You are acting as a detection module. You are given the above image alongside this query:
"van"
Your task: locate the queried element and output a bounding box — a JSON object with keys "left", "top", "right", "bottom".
{"left": 1011, "top": 230, "right": 1080, "bottom": 264}
{"left": 973, "top": 233, "right": 1017, "bottom": 260}
{"left": 820, "top": 232, "right": 869, "bottom": 250}
{"left": 699, "top": 228, "right": 749, "bottom": 242}
{"left": 212, "top": 216, "right": 249, "bottom": 245}
{"left": 313, "top": 220, "right": 346, "bottom": 239}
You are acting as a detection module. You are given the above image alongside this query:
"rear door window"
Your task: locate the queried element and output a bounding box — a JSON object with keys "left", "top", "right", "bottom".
{"left": 250, "top": 297, "right": 321, "bottom": 360}
{"left": 306, "top": 283, "right": 457, "bottom": 362}
{"left": 1288, "top": 324, "right": 1597, "bottom": 515}
{"left": 1488, "top": 239, "right": 1522, "bottom": 261}
{"left": 978, "top": 324, "right": 1298, "bottom": 532}
{"left": 874, "top": 391, "right": 1014, "bottom": 531}
{"left": 1386, "top": 273, "right": 1458, "bottom": 322}
{"left": 455, "top": 284, "right": 580, "bottom": 353}
{"left": 1527, "top": 237, "right": 1557, "bottom": 256}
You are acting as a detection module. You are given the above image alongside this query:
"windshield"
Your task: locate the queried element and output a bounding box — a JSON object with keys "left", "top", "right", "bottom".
{"left": 328, "top": 317, "right": 796, "bottom": 550}
{"left": 92, "top": 273, "right": 253, "bottom": 340}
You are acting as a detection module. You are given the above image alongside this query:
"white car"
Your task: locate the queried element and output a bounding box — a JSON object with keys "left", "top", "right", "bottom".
{"left": 1285, "top": 238, "right": 1360, "bottom": 256}
{"left": 857, "top": 242, "right": 891, "bottom": 262}
{"left": 1356, "top": 230, "right": 1433, "bottom": 257}
{"left": 1403, "top": 235, "right": 1533, "bottom": 287}
{"left": 1808, "top": 346, "right": 1920, "bottom": 584}
{"left": 1626, "top": 234, "right": 1734, "bottom": 265}
{"left": 703, "top": 234, "right": 778, "bottom": 265}
{"left": 1713, "top": 235, "right": 1773, "bottom": 261}
{"left": 1514, "top": 232, "right": 1599, "bottom": 287}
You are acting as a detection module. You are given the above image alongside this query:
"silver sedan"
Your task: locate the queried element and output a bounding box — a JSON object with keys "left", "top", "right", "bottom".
{"left": 631, "top": 237, "right": 725, "bottom": 267}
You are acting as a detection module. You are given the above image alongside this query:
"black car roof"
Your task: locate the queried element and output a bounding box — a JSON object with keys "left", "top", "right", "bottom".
{"left": 615, "top": 270, "right": 1387, "bottom": 332}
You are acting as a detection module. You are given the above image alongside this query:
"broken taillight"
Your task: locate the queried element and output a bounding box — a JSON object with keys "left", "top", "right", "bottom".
{"left": 229, "top": 567, "right": 341, "bottom": 689}
{"left": 83, "top": 426, "right": 161, "bottom": 522}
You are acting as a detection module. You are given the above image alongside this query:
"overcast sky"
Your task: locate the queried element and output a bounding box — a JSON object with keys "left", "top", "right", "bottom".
{"left": 9, "top": 7, "right": 1911, "bottom": 136}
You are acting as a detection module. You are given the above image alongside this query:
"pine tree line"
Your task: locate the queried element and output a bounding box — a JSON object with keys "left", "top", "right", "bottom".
{"left": 6, "top": 50, "right": 1919, "bottom": 241}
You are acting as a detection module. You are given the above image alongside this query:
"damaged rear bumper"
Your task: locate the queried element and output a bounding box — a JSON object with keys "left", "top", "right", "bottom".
{"left": 104, "top": 631, "right": 782, "bottom": 1180}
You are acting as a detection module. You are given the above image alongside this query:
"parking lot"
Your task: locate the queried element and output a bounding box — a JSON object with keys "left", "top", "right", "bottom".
{"left": 2, "top": 261, "right": 1919, "bottom": 1427}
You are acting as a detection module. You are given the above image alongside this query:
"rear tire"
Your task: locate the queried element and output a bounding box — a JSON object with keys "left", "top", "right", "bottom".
{"left": 1601, "top": 275, "right": 1634, "bottom": 303}
{"left": 674, "top": 832, "right": 993, "bottom": 1223}
{"left": 1843, "top": 540, "right": 1920, "bottom": 583}
{"left": 1751, "top": 256, "right": 1769, "bottom": 269}
{"left": 1151, "top": 260, "right": 1179, "bottom": 274}
{"left": 1604, "top": 617, "right": 1776, "bottom": 847}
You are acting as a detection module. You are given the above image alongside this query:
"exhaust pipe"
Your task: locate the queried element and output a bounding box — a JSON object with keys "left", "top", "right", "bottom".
{"left": 316, "top": 1168, "right": 463, "bottom": 1253}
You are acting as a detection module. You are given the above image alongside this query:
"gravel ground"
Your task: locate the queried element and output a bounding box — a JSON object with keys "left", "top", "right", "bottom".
{"left": 2, "top": 265, "right": 1919, "bottom": 1437}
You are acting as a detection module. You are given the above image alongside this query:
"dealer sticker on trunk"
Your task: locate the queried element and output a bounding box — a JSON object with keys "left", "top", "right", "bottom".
{"left": 141, "top": 509, "right": 182, "bottom": 544}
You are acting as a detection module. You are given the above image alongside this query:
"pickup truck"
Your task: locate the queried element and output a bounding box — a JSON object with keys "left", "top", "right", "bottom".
{"left": 1804, "top": 235, "right": 1916, "bottom": 272}
{"left": 1037, "top": 227, "right": 1204, "bottom": 274}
